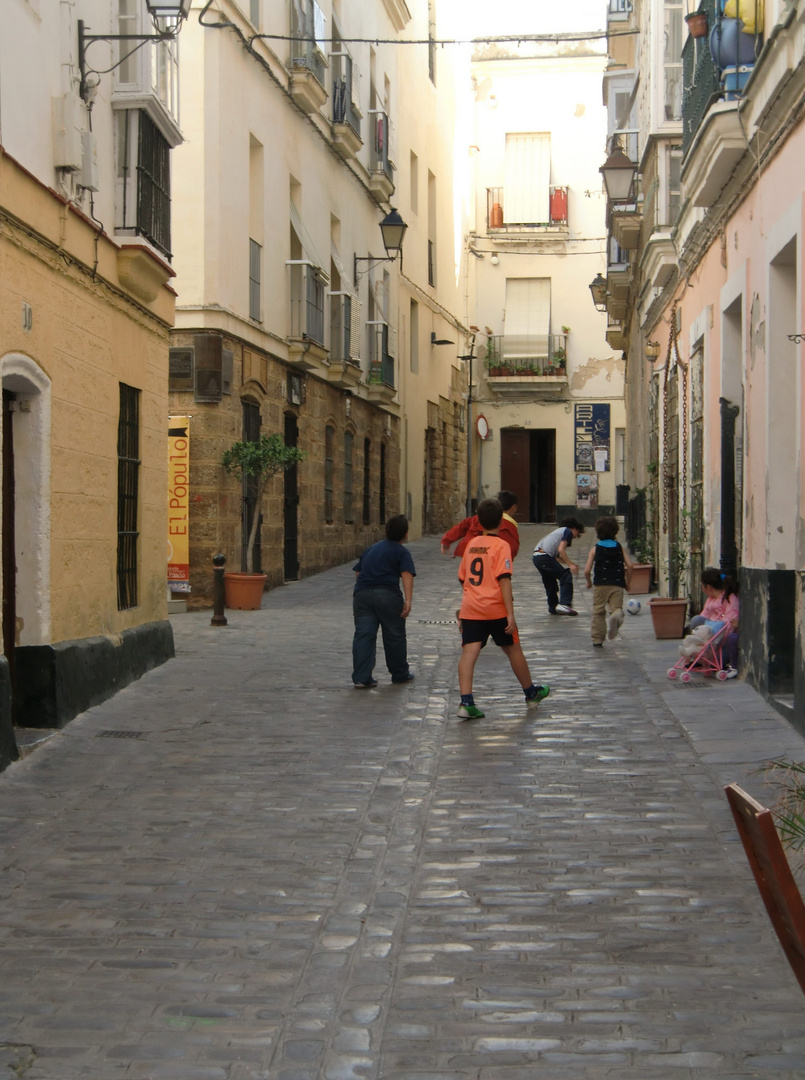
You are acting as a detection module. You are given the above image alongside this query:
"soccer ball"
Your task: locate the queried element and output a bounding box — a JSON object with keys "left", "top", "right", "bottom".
{"left": 626, "top": 598, "right": 641, "bottom": 615}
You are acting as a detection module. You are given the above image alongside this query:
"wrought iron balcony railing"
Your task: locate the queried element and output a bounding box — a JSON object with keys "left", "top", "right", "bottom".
{"left": 288, "top": 261, "right": 326, "bottom": 345}
{"left": 483, "top": 333, "right": 568, "bottom": 376}
{"left": 487, "top": 186, "right": 569, "bottom": 230}
{"left": 331, "top": 52, "right": 361, "bottom": 138}
{"left": 682, "top": 1, "right": 720, "bottom": 158}
{"left": 368, "top": 322, "right": 394, "bottom": 387}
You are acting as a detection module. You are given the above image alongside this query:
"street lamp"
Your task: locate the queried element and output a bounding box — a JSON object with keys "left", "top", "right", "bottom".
{"left": 600, "top": 141, "right": 638, "bottom": 203}
{"left": 78, "top": 0, "right": 192, "bottom": 102}
{"left": 589, "top": 272, "right": 607, "bottom": 312}
{"left": 459, "top": 330, "right": 478, "bottom": 516}
{"left": 354, "top": 208, "right": 409, "bottom": 278}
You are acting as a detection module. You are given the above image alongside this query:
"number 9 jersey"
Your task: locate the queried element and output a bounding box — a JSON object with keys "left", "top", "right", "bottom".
{"left": 457, "top": 535, "right": 513, "bottom": 621}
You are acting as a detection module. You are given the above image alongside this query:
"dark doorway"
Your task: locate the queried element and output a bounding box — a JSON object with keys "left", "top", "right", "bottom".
{"left": 241, "top": 401, "right": 262, "bottom": 573}
{"left": 500, "top": 428, "right": 556, "bottom": 522}
{"left": 284, "top": 413, "right": 300, "bottom": 580}
{"left": 2, "top": 391, "right": 16, "bottom": 717}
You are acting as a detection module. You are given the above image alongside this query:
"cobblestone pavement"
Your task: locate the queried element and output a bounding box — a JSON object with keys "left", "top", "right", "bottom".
{"left": 2, "top": 528, "right": 805, "bottom": 1079}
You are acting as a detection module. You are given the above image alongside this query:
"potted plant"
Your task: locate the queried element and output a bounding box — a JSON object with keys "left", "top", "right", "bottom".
{"left": 627, "top": 520, "right": 655, "bottom": 593}
{"left": 221, "top": 432, "right": 306, "bottom": 609}
{"left": 649, "top": 538, "right": 690, "bottom": 638}
{"left": 483, "top": 334, "right": 503, "bottom": 376}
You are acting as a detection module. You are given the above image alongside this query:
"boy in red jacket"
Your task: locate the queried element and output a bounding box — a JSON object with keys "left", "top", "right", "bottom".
{"left": 441, "top": 490, "right": 520, "bottom": 560}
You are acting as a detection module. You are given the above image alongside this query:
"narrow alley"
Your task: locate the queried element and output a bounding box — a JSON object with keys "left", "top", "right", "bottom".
{"left": 2, "top": 530, "right": 804, "bottom": 1079}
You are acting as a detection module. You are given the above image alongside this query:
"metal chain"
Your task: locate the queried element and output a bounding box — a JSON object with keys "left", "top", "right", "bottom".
{"left": 660, "top": 299, "right": 688, "bottom": 542}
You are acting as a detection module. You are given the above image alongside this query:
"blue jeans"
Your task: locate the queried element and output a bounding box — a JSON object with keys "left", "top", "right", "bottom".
{"left": 352, "top": 587, "right": 410, "bottom": 684}
{"left": 533, "top": 553, "right": 574, "bottom": 610}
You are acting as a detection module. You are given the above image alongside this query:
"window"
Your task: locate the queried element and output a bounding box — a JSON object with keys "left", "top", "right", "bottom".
{"left": 503, "top": 278, "right": 551, "bottom": 360}
{"left": 379, "top": 443, "right": 386, "bottom": 523}
{"left": 663, "top": 0, "right": 683, "bottom": 122}
{"left": 410, "top": 299, "right": 419, "bottom": 372}
{"left": 116, "top": 110, "right": 171, "bottom": 258}
{"left": 428, "top": 0, "right": 436, "bottom": 84}
{"left": 117, "top": 383, "right": 140, "bottom": 610}
{"left": 503, "top": 133, "right": 550, "bottom": 225}
{"left": 344, "top": 431, "right": 354, "bottom": 523}
{"left": 324, "top": 426, "right": 334, "bottom": 522}
{"left": 363, "top": 438, "right": 371, "bottom": 524}
{"left": 249, "top": 239, "right": 262, "bottom": 321}
{"left": 427, "top": 170, "right": 436, "bottom": 286}
{"left": 410, "top": 151, "right": 419, "bottom": 213}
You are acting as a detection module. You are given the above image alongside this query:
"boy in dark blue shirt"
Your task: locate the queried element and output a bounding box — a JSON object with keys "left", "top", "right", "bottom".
{"left": 352, "top": 515, "right": 416, "bottom": 687}
{"left": 584, "top": 516, "right": 633, "bottom": 647}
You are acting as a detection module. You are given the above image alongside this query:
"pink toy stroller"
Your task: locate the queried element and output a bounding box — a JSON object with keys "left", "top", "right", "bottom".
{"left": 667, "top": 621, "right": 732, "bottom": 682}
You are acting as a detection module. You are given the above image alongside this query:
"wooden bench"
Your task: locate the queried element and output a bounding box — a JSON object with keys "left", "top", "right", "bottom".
{"left": 725, "top": 783, "right": 805, "bottom": 994}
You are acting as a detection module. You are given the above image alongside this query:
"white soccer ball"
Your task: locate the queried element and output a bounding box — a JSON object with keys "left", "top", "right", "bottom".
{"left": 626, "top": 598, "right": 641, "bottom": 615}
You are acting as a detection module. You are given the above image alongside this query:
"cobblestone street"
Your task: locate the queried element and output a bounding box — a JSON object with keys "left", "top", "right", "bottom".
{"left": 2, "top": 529, "right": 805, "bottom": 1079}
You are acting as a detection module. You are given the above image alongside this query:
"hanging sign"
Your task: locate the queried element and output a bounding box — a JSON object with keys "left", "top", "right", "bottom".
{"left": 167, "top": 416, "right": 190, "bottom": 593}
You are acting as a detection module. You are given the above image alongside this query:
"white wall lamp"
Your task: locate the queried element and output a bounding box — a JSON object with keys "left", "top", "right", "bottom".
{"left": 78, "top": 0, "right": 191, "bottom": 102}
{"left": 600, "top": 139, "right": 638, "bottom": 203}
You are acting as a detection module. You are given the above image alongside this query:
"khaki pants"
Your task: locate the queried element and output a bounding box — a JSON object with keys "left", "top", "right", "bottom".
{"left": 591, "top": 585, "right": 624, "bottom": 644}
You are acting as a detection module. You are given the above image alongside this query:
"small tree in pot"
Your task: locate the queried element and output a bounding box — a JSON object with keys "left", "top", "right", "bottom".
{"left": 221, "top": 433, "right": 306, "bottom": 607}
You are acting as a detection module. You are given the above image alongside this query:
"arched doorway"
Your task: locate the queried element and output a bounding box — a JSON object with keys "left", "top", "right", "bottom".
{"left": 0, "top": 355, "right": 51, "bottom": 731}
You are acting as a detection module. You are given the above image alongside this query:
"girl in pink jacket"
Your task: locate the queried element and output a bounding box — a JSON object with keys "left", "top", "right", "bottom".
{"left": 690, "top": 567, "right": 740, "bottom": 676}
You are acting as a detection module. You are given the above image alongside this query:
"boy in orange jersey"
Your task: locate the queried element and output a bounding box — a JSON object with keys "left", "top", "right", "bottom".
{"left": 456, "top": 498, "right": 550, "bottom": 720}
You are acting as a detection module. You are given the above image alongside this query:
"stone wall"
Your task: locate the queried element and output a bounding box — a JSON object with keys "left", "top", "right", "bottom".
{"left": 170, "top": 331, "right": 401, "bottom": 607}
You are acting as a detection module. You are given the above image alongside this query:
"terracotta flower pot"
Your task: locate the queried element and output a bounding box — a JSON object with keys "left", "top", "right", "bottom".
{"left": 224, "top": 571, "right": 267, "bottom": 610}
{"left": 627, "top": 563, "right": 653, "bottom": 594}
{"left": 685, "top": 11, "right": 708, "bottom": 37}
{"left": 649, "top": 597, "right": 689, "bottom": 639}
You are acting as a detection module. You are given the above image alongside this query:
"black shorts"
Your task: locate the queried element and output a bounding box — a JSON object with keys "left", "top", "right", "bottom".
{"left": 461, "top": 617, "right": 517, "bottom": 648}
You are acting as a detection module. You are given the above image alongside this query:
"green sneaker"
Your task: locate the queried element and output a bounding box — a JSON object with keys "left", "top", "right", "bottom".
{"left": 525, "top": 683, "right": 550, "bottom": 706}
{"left": 457, "top": 703, "right": 485, "bottom": 720}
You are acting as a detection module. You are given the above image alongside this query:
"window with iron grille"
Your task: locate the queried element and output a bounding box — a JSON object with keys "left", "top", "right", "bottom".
{"left": 344, "top": 431, "right": 354, "bottom": 523}
{"left": 249, "top": 239, "right": 262, "bottom": 321}
{"left": 117, "top": 383, "right": 140, "bottom": 610}
{"left": 363, "top": 437, "right": 371, "bottom": 524}
{"left": 325, "top": 425, "right": 334, "bottom": 522}
{"left": 379, "top": 442, "right": 386, "bottom": 523}
{"left": 136, "top": 111, "right": 171, "bottom": 257}
{"left": 116, "top": 110, "right": 172, "bottom": 258}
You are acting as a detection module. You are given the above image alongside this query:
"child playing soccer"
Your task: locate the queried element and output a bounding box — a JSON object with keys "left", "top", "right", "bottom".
{"left": 456, "top": 497, "right": 549, "bottom": 720}
{"left": 583, "top": 516, "right": 633, "bottom": 648}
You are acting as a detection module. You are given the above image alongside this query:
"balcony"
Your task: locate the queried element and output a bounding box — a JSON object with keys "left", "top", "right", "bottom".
{"left": 606, "top": 321, "right": 627, "bottom": 351}
{"left": 367, "top": 322, "right": 396, "bottom": 402}
{"left": 609, "top": 178, "right": 642, "bottom": 250}
{"left": 607, "top": 0, "right": 632, "bottom": 21}
{"left": 681, "top": 2, "right": 763, "bottom": 206}
{"left": 328, "top": 292, "right": 362, "bottom": 389}
{"left": 331, "top": 53, "right": 362, "bottom": 160}
{"left": 486, "top": 186, "right": 569, "bottom": 234}
{"left": 287, "top": 260, "right": 328, "bottom": 368}
{"left": 483, "top": 334, "right": 568, "bottom": 393}
{"left": 289, "top": 47, "right": 328, "bottom": 115}
{"left": 368, "top": 111, "right": 394, "bottom": 200}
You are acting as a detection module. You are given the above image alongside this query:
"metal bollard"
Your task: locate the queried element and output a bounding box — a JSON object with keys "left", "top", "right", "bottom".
{"left": 211, "top": 554, "right": 227, "bottom": 627}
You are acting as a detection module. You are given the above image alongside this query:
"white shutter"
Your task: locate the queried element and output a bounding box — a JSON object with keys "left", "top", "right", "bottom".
{"left": 312, "top": 1, "right": 327, "bottom": 58}
{"left": 290, "top": 198, "right": 328, "bottom": 281}
{"left": 387, "top": 325, "right": 397, "bottom": 358}
{"left": 330, "top": 239, "right": 357, "bottom": 299}
{"left": 503, "top": 278, "right": 551, "bottom": 359}
{"left": 388, "top": 117, "right": 398, "bottom": 170}
{"left": 349, "top": 296, "right": 362, "bottom": 360}
{"left": 503, "top": 134, "right": 550, "bottom": 225}
{"left": 351, "top": 59, "right": 362, "bottom": 111}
